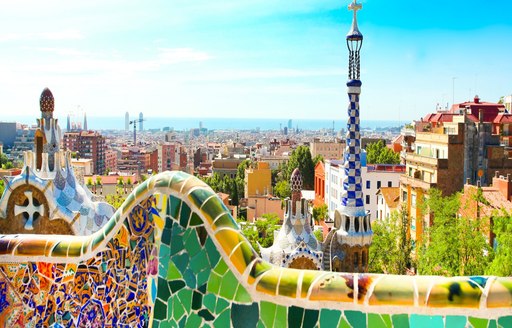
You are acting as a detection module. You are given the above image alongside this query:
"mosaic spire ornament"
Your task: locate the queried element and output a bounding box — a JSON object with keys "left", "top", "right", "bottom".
{"left": 341, "top": 0, "right": 365, "bottom": 217}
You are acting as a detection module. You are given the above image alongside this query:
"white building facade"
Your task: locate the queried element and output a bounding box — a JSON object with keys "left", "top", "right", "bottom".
{"left": 325, "top": 157, "right": 405, "bottom": 221}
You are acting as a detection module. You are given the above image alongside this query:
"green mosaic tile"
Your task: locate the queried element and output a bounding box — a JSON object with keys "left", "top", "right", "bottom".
{"left": 410, "top": 314, "right": 444, "bottom": 328}
{"left": 170, "top": 240, "right": 184, "bottom": 258}
{"left": 158, "top": 277, "right": 171, "bottom": 301}
{"left": 167, "top": 261, "right": 183, "bottom": 280}
{"left": 446, "top": 316, "right": 467, "bottom": 327}
{"left": 320, "top": 309, "right": 341, "bottom": 327}
{"left": 213, "top": 309, "right": 231, "bottom": 328}
{"left": 215, "top": 297, "right": 230, "bottom": 314}
{"left": 173, "top": 253, "right": 190, "bottom": 275}
{"left": 469, "top": 317, "right": 489, "bottom": 328}
{"left": 162, "top": 227, "right": 172, "bottom": 245}
{"left": 192, "top": 291, "right": 202, "bottom": 310}
{"left": 234, "top": 283, "right": 252, "bottom": 304}
{"left": 260, "top": 302, "right": 276, "bottom": 328}
{"left": 498, "top": 316, "right": 512, "bottom": 328}
{"left": 212, "top": 213, "right": 238, "bottom": 230}
{"left": 180, "top": 203, "right": 192, "bottom": 228}
{"left": 346, "top": 310, "right": 366, "bottom": 328}
{"left": 205, "top": 237, "right": 221, "bottom": 268}
{"left": 160, "top": 244, "right": 170, "bottom": 260}
{"left": 201, "top": 197, "right": 229, "bottom": 225}
{"left": 213, "top": 259, "right": 229, "bottom": 275}
{"left": 169, "top": 280, "right": 186, "bottom": 294}
{"left": 189, "top": 213, "right": 203, "bottom": 226}
{"left": 489, "top": 320, "right": 497, "bottom": 328}
{"left": 155, "top": 299, "right": 168, "bottom": 321}
{"left": 184, "top": 313, "right": 203, "bottom": 328}
{"left": 368, "top": 313, "right": 392, "bottom": 328}
{"left": 184, "top": 268, "right": 197, "bottom": 288}
{"left": 168, "top": 196, "right": 182, "bottom": 219}
{"left": 207, "top": 272, "right": 222, "bottom": 295}
{"left": 197, "top": 269, "right": 211, "bottom": 288}
{"left": 173, "top": 295, "right": 186, "bottom": 321}
{"left": 219, "top": 270, "right": 238, "bottom": 300}
{"left": 184, "top": 231, "right": 202, "bottom": 257}
{"left": 203, "top": 294, "right": 217, "bottom": 313}
{"left": 189, "top": 188, "right": 216, "bottom": 210}
{"left": 288, "top": 306, "right": 304, "bottom": 328}
{"left": 249, "top": 259, "right": 273, "bottom": 281}
{"left": 275, "top": 305, "right": 288, "bottom": 328}
{"left": 177, "top": 288, "right": 193, "bottom": 314}
{"left": 391, "top": 314, "right": 409, "bottom": 328}
{"left": 338, "top": 316, "right": 352, "bottom": 328}
{"left": 231, "top": 303, "right": 259, "bottom": 328}
{"left": 198, "top": 309, "right": 215, "bottom": 322}
{"left": 303, "top": 309, "right": 319, "bottom": 328}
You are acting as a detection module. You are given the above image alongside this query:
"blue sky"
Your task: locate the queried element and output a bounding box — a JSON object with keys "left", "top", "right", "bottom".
{"left": 1, "top": 0, "right": 511, "bottom": 123}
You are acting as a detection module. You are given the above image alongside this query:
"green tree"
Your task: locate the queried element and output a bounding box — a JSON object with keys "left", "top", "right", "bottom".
{"left": 240, "top": 213, "right": 281, "bottom": 254}
{"left": 105, "top": 194, "right": 126, "bottom": 210}
{"left": 369, "top": 208, "right": 413, "bottom": 274}
{"left": 418, "top": 189, "right": 491, "bottom": 276}
{"left": 0, "top": 153, "right": 8, "bottom": 167}
{"left": 0, "top": 180, "right": 4, "bottom": 196}
{"left": 312, "top": 203, "right": 328, "bottom": 224}
{"left": 313, "top": 229, "right": 324, "bottom": 243}
{"left": 274, "top": 180, "right": 291, "bottom": 199}
{"left": 286, "top": 145, "right": 315, "bottom": 189}
{"left": 366, "top": 140, "right": 400, "bottom": 165}
{"left": 312, "top": 154, "right": 324, "bottom": 166}
{"left": 487, "top": 211, "right": 512, "bottom": 276}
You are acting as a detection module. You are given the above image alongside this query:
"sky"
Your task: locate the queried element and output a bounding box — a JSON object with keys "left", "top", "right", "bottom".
{"left": 1, "top": 0, "right": 512, "bottom": 123}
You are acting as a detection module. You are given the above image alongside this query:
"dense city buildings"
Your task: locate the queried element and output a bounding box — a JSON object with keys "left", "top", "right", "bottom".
{"left": 63, "top": 130, "right": 106, "bottom": 175}
{"left": 400, "top": 96, "right": 512, "bottom": 242}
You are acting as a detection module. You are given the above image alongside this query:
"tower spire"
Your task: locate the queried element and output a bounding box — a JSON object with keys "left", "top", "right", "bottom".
{"left": 341, "top": 0, "right": 365, "bottom": 217}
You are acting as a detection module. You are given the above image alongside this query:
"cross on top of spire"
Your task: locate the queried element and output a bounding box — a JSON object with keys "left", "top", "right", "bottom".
{"left": 346, "top": 0, "right": 363, "bottom": 41}
{"left": 348, "top": 0, "right": 362, "bottom": 14}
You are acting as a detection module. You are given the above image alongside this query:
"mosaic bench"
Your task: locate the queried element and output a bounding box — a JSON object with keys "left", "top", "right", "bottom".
{"left": 0, "top": 171, "right": 511, "bottom": 327}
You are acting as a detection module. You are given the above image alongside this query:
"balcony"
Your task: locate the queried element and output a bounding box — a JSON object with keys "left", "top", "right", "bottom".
{"left": 400, "top": 174, "right": 435, "bottom": 190}
{"left": 404, "top": 153, "right": 448, "bottom": 169}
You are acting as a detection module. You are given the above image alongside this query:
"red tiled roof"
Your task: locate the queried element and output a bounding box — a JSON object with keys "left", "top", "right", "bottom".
{"left": 493, "top": 113, "right": 512, "bottom": 124}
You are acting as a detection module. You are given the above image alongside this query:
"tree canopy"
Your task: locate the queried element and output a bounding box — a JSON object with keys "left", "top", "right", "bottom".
{"left": 369, "top": 208, "right": 413, "bottom": 274}
{"left": 366, "top": 140, "right": 400, "bottom": 165}
{"left": 285, "top": 145, "right": 315, "bottom": 189}
{"left": 417, "top": 189, "right": 491, "bottom": 276}
{"left": 486, "top": 210, "right": 512, "bottom": 276}
{"left": 240, "top": 213, "right": 280, "bottom": 254}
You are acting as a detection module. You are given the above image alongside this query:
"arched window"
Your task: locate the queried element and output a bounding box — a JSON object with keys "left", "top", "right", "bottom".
{"left": 353, "top": 252, "right": 359, "bottom": 272}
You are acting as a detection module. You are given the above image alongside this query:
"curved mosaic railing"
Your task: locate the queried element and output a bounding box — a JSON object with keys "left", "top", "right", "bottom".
{"left": 0, "top": 171, "right": 511, "bottom": 327}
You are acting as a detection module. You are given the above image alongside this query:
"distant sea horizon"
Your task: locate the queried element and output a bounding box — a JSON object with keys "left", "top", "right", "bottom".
{"left": 2, "top": 115, "right": 404, "bottom": 132}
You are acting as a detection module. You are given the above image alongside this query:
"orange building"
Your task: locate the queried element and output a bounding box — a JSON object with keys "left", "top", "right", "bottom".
{"left": 313, "top": 161, "right": 325, "bottom": 207}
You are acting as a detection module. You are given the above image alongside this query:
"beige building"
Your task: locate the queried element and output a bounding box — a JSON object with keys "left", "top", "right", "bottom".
{"left": 212, "top": 158, "right": 244, "bottom": 179}
{"left": 310, "top": 138, "right": 344, "bottom": 160}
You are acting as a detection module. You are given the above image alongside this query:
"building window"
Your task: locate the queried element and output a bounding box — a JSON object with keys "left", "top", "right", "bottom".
{"left": 366, "top": 195, "right": 370, "bottom": 204}
{"left": 377, "top": 181, "right": 381, "bottom": 189}
{"left": 388, "top": 181, "right": 392, "bottom": 187}
{"left": 402, "top": 191, "right": 407, "bottom": 202}
{"left": 366, "top": 180, "right": 370, "bottom": 189}
{"left": 411, "top": 194, "right": 417, "bottom": 207}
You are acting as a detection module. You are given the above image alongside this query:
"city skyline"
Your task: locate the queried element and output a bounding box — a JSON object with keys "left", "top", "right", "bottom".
{"left": 1, "top": 0, "right": 511, "bottom": 123}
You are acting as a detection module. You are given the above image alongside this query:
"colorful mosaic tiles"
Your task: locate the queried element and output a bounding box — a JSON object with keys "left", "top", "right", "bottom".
{"left": 0, "top": 171, "right": 512, "bottom": 327}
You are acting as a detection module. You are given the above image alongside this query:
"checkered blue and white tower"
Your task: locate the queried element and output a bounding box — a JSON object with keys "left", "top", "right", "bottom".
{"left": 340, "top": 0, "right": 365, "bottom": 218}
